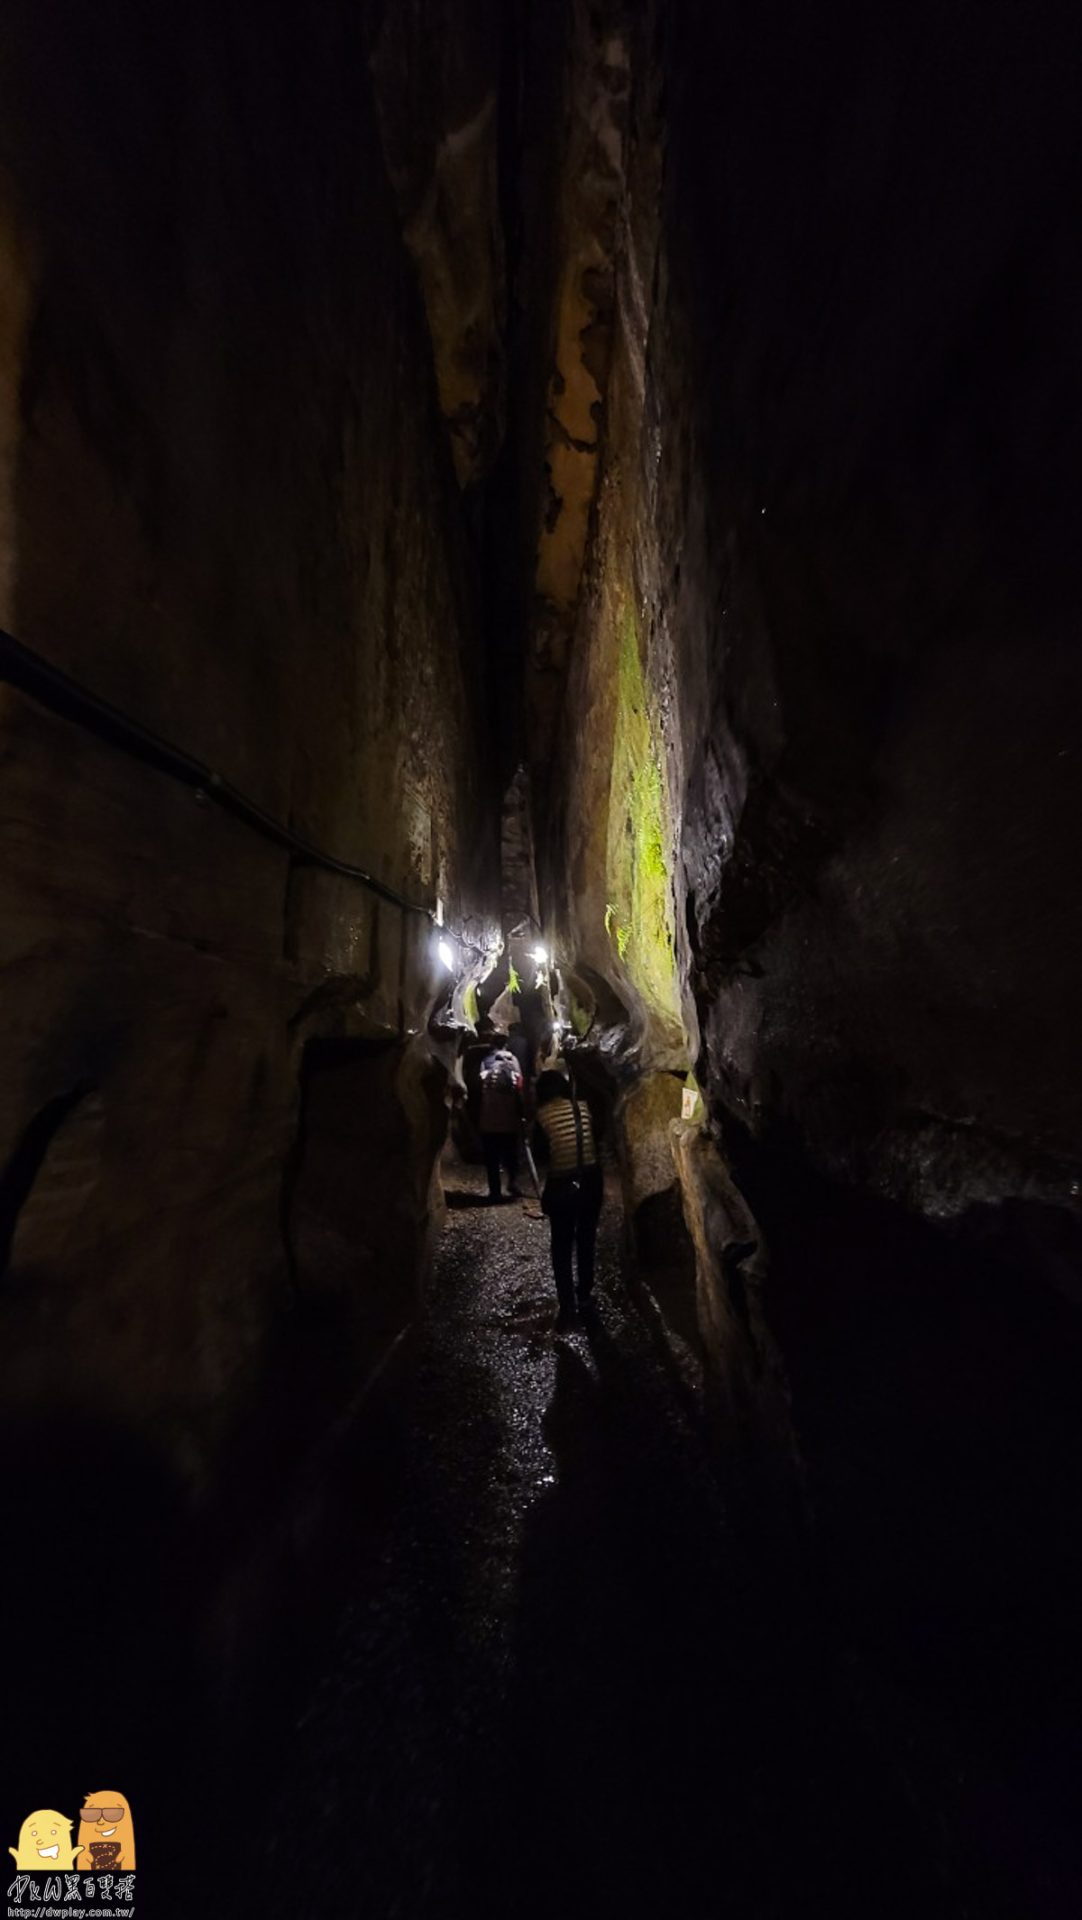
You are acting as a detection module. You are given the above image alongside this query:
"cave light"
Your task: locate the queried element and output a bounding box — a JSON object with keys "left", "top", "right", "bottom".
{"left": 437, "top": 936, "right": 456, "bottom": 972}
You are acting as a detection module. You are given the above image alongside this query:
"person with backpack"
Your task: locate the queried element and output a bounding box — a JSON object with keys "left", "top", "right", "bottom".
{"left": 533, "top": 1069, "right": 602, "bottom": 1327}
{"left": 478, "top": 1036, "right": 525, "bottom": 1201}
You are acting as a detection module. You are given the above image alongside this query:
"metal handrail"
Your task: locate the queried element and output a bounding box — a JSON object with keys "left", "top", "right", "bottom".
{"left": 0, "top": 625, "right": 438, "bottom": 920}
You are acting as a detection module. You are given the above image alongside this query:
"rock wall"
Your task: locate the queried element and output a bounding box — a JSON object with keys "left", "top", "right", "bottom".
{"left": 539, "top": 0, "right": 1082, "bottom": 1678}
{"left": 369, "top": 0, "right": 507, "bottom": 489}
{"left": 0, "top": 0, "right": 496, "bottom": 1691}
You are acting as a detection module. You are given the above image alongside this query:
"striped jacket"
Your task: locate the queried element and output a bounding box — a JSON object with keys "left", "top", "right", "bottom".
{"left": 535, "top": 1096, "right": 598, "bottom": 1176}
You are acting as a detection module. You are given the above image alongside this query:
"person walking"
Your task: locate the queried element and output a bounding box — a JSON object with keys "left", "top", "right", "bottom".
{"left": 478, "top": 1036, "right": 525, "bottom": 1201}
{"left": 533, "top": 1069, "right": 602, "bottom": 1327}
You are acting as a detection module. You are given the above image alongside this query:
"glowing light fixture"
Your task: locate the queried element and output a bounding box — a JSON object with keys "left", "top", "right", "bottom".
{"left": 437, "top": 937, "right": 455, "bottom": 972}
{"left": 529, "top": 943, "right": 549, "bottom": 965}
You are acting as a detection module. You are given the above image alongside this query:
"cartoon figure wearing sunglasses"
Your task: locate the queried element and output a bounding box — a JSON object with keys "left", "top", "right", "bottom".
{"left": 76, "top": 1791, "right": 135, "bottom": 1872}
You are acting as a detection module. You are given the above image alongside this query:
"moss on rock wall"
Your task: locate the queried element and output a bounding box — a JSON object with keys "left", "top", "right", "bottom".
{"left": 605, "top": 599, "right": 679, "bottom": 1023}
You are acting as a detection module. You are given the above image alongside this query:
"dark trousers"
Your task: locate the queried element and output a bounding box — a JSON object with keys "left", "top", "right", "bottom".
{"left": 482, "top": 1131, "right": 520, "bottom": 1199}
{"left": 544, "top": 1166, "right": 603, "bottom": 1310}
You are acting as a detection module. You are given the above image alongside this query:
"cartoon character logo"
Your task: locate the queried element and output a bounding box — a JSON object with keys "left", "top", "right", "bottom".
{"left": 76, "top": 1790, "right": 135, "bottom": 1872}
{"left": 8, "top": 1809, "right": 83, "bottom": 1870}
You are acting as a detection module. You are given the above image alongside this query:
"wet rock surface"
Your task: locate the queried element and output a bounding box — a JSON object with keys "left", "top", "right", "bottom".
{"left": 219, "top": 1154, "right": 1001, "bottom": 1920}
{"left": 0, "top": 0, "right": 497, "bottom": 1521}
{"left": 531, "top": 20, "right": 1082, "bottom": 1882}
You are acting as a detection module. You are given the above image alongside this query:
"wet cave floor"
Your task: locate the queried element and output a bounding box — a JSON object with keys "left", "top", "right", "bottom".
{"left": 225, "top": 1152, "right": 978, "bottom": 1920}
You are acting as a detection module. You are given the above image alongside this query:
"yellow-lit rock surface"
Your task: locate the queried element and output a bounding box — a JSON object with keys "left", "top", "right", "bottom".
{"left": 0, "top": 3, "right": 496, "bottom": 1491}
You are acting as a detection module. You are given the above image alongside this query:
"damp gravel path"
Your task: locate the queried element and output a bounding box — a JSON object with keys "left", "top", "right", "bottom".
{"left": 242, "top": 1155, "right": 966, "bottom": 1920}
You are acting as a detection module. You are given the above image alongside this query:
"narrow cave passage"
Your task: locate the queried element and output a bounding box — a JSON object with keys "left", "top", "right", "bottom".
{"left": 226, "top": 1153, "right": 950, "bottom": 1920}
{"left": 1, "top": 3, "right": 1082, "bottom": 1918}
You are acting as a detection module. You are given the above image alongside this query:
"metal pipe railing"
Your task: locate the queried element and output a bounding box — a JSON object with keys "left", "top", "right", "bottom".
{"left": 0, "top": 624, "right": 438, "bottom": 920}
